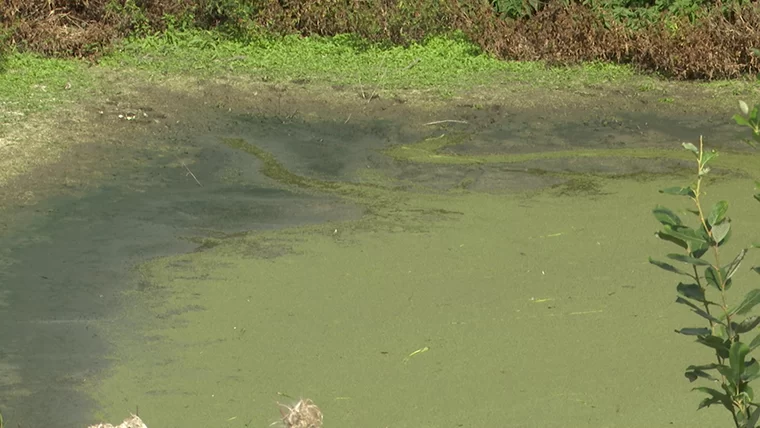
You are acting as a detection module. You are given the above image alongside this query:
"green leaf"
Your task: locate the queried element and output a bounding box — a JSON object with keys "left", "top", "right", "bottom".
{"left": 755, "top": 194, "right": 760, "bottom": 203}
{"left": 716, "top": 364, "right": 735, "bottom": 382}
{"left": 749, "top": 332, "right": 760, "bottom": 351}
{"left": 733, "top": 316, "right": 760, "bottom": 334}
{"left": 716, "top": 323, "right": 729, "bottom": 339}
{"left": 650, "top": 257, "right": 689, "bottom": 275}
{"left": 696, "top": 334, "right": 731, "bottom": 358}
{"left": 685, "top": 367, "right": 720, "bottom": 382}
{"left": 677, "top": 297, "right": 723, "bottom": 324}
{"left": 730, "top": 341, "right": 750, "bottom": 380}
{"left": 676, "top": 327, "right": 711, "bottom": 335}
{"left": 691, "top": 246, "right": 709, "bottom": 259}
{"left": 725, "top": 248, "right": 749, "bottom": 280}
{"left": 686, "top": 363, "right": 723, "bottom": 371}
{"left": 677, "top": 282, "right": 707, "bottom": 303}
{"left": 734, "top": 114, "right": 751, "bottom": 126}
{"left": 682, "top": 142, "right": 700, "bottom": 157}
{"left": 655, "top": 231, "right": 688, "bottom": 250}
{"left": 743, "top": 359, "right": 760, "bottom": 382}
{"left": 686, "top": 363, "right": 722, "bottom": 370}
{"left": 731, "top": 289, "right": 760, "bottom": 316}
{"left": 653, "top": 205, "right": 682, "bottom": 227}
{"left": 712, "top": 221, "right": 731, "bottom": 245}
{"left": 693, "top": 386, "right": 732, "bottom": 411}
{"left": 665, "top": 225, "right": 709, "bottom": 247}
{"left": 708, "top": 201, "right": 729, "bottom": 226}
{"left": 667, "top": 253, "right": 711, "bottom": 266}
{"left": 658, "top": 226, "right": 709, "bottom": 253}
{"left": 733, "top": 114, "right": 752, "bottom": 126}
{"left": 660, "top": 186, "right": 696, "bottom": 197}
{"left": 719, "top": 228, "right": 732, "bottom": 248}
{"left": 738, "top": 386, "right": 754, "bottom": 406}
{"left": 745, "top": 406, "right": 760, "bottom": 428}
{"left": 702, "top": 150, "right": 718, "bottom": 166}
{"left": 705, "top": 266, "right": 726, "bottom": 291}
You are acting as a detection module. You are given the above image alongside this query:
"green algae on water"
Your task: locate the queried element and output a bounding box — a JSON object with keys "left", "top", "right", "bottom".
{"left": 92, "top": 177, "right": 760, "bottom": 427}
{"left": 384, "top": 135, "right": 760, "bottom": 180}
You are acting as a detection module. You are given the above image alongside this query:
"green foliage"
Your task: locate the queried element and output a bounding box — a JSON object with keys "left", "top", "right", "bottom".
{"left": 652, "top": 101, "right": 760, "bottom": 427}
{"left": 734, "top": 100, "right": 760, "bottom": 149}
{"left": 199, "top": 0, "right": 261, "bottom": 40}
{"left": 105, "top": 0, "right": 153, "bottom": 37}
{"left": 163, "top": 12, "right": 197, "bottom": 34}
{"left": 578, "top": 0, "right": 752, "bottom": 30}
{"left": 491, "top": 0, "right": 555, "bottom": 19}
{"left": 491, "top": 0, "right": 724, "bottom": 24}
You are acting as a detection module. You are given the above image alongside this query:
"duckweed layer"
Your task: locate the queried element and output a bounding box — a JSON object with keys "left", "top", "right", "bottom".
{"left": 92, "top": 139, "right": 760, "bottom": 426}
{"left": 384, "top": 134, "right": 760, "bottom": 179}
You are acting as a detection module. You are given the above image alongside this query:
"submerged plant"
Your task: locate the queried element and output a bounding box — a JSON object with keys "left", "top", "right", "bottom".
{"left": 650, "top": 101, "right": 760, "bottom": 427}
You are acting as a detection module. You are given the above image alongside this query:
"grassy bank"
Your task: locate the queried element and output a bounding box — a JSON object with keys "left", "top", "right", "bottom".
{"left": 102, "top": 31, "right": 640, "bottom": 88}
{"left": 5, "top": 0, "right": 760, "bottom": 79}
{"left": 0, "top": 32, "right": 628, "bottom": 124}
{"left": 4, "top": 28, "right": 760, "bottom": 126}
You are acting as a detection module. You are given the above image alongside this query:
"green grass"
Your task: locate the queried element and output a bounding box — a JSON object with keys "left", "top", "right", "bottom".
{"left": 0, "top": 53, "right": 93, "bottom": 125}
{"left": 2, "top": 27, "right": 758, "bottom": 125}
{"left": 100, "top": 30, "right": 642, "bottom": 90}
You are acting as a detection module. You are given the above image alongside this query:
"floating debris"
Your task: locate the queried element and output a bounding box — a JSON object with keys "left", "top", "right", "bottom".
{"left": 87, "top": 414, "right": 147, "bottom": 428}
{"left": 278, "top": 398, "right": 323, "bottom": 428}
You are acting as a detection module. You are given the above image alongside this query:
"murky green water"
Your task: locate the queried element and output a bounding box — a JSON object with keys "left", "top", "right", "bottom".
{"left": 3, "top": 98, "right": 759, "bottom": 428}
{"left": 93, "top": 174, "right": 760, "bottom": 427}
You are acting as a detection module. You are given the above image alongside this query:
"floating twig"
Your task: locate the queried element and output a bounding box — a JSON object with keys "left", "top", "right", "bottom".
{"left": 424, "top": 120, "right": 469, "bottom": 126}
{"left": 181, "top": 161, "right": 202, "bottom": 187}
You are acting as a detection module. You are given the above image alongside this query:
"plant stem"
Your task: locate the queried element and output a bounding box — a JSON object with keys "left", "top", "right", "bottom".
{"left": 692, "top": 137, "right": 743, "bottom": 426}
{"left": 693, "top": 137, "right": 732, "bottom": 325}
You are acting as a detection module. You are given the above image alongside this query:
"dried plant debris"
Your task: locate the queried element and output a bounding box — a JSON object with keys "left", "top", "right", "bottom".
{"left": 277, "top": 398, "right": 324, "bottom": 428}
{"left": 87, "top": 414, "right": 147, "bottom": 428}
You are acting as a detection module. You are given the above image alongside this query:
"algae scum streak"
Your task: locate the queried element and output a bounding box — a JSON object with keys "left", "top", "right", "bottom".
{"left": 0, "top": 92, "right": 756, "bottom": 427}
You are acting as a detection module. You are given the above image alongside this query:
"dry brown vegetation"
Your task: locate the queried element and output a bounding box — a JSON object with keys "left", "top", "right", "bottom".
{"left": 1, "top": 0, "right": 760, "bottom": 79}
